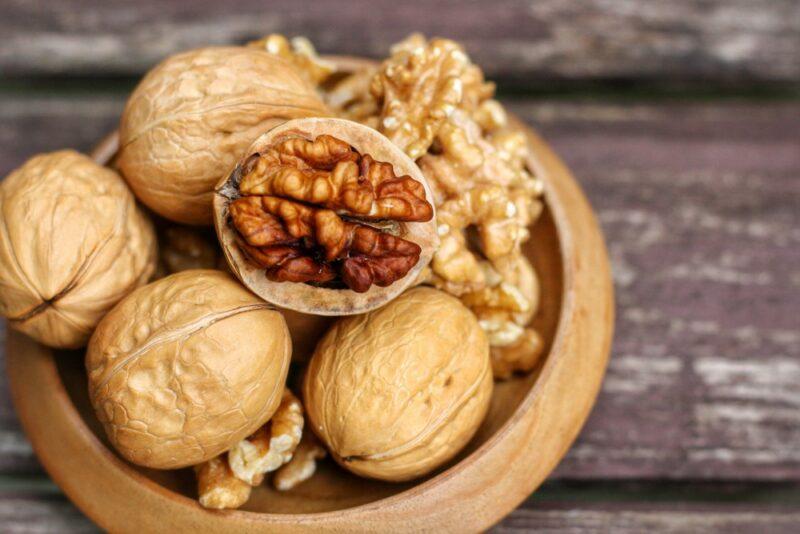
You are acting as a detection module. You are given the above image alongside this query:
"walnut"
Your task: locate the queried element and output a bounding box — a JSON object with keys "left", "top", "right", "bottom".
{"left": 419, "top": 112, "right": 544, "bottom": 378}
{"left": 214, "top": 117, "right": 439, "bottom": 315}
{"left": 159, "top": 226, "right": 220, "bottom": 274}
{"left": 195, "top": 456, "right": 251, "bottom": 510}
{"left": 228, "top": 389, "right": 303, "bottom": 485}
{"left": 490, "top": 328, "right": 544, "bottom": 380}
{"left": 0, "top": 150, "right": 157, "bottom": 349}
{"left": 230, "top": 195, "right": 423, "bottom": 292}
{"left": 323, "top": 67, "right": 379, "bottom": 125}
{"left": 369, "top": 34, "right": 478, "bottom": 159}
{"left": 248, "top": 34, "right": 335, "bottom": 86}
{"left": 273, "top": 429, "right": 327, "bottom": 491}
{"left": 193, "top": 388, "right": 305, "bottom": 509}
{"left": 324, "top": 36, "right": 546, "bottom": 378}
{"left": 237, "top": 135, "right": 432, "bottom": 222}
{"left": 117, "top": 47, "right": 330, "bottom": 225}
{"left": 86, "top": 270, "right": 291, "bottom": 469}
{"left": 304, "top": 287, "right": 493, "bottom": 481}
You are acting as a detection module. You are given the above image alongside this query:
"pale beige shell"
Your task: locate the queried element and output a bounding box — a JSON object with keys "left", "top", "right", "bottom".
{"left": 0, "top": 150, "right": 157, "bottom": 349}
{"left": 86, "top": 269, "right": 291, "bottom": 470}
{"left": 303, "top": 287, "right": 493, "bottom": 481}
{"left": 117, "top": 47, "right": 330, "bottom": 225}
{"left": 213, "top": 118, "right": 440, "bottom": 316}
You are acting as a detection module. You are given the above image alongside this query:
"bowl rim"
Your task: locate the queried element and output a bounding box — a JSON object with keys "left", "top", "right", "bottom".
{"left": 7, "top": 64, "right": 614, "bottom": 531}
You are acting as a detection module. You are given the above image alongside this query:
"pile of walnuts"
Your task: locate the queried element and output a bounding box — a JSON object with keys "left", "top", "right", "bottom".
{"left": 322, "top": 35, "right": 546, "bottom": 378}
{"left": 0, "top": 33, "right": 547, "bottom": 511}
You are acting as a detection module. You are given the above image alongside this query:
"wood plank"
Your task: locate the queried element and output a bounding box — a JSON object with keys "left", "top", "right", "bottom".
{"left": 516, "top": 101, "right": 800, "bottom": 480}
{"left": 1, "top": 1, "right": 799, "bottom": 84}
{"left": 0, "top": 96, "right": 799, "bottom": 481}
{"left": 0, "top": 487, "right": 798, "bottom": 533}
{"left": 0, "top": 494, "right": 98, "bottom": 533}
{"left": 493, "top": 503, "right": 800, "bottom": 533}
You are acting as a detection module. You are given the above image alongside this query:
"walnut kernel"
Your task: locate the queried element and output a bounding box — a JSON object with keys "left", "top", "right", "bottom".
{"left": 214, "top": 118, "right": 439, "bottom": 315}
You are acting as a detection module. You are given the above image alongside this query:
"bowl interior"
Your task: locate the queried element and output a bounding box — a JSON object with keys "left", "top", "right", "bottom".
{"left": 54, "top": 204, "right": 563, "bottom": 514}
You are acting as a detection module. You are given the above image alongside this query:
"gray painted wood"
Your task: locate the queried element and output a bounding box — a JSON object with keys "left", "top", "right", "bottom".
{"left": 1, "top": 1, "right": 799, "bottom": 84}
{"left": 0, "top": 96, "right": 799, "bottom": 480}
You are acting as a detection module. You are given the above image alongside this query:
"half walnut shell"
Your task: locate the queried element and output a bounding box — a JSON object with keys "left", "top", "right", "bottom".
{"left": 213, "top": 118, "right": 439, "bottom": 315}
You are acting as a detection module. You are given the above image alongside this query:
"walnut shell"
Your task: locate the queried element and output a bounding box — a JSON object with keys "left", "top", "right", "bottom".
{"left": 214, "top": 118, "right": 439, "bottom": 315}
{"left": 86, "top": 269, "right": 291, "bottom": 469}
{"left": 0, "top": 150, "right": 157, "bottom": 349}
{"left": 117, "top": 47, "right": 330, "bottom": 225}
{"left": 303, "top": 287, "right": 492, "bottom": 481}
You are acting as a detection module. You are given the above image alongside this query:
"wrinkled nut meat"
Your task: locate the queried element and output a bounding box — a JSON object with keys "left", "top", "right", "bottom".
{"left": 194, "top": 388, "right": 305, "bottom": 509}
{"left": 86, "top": 270, "right": 291, "bottom": 469}
{"left": 0, "top": 150, "right": 157, "bottom": 349}
{"left": 247, "top": 34, "right": 335, "bottom": 87}
{"left": 273, "top": 429, "right": 327, "bottom": 491}
{"left": 228, "top": 389, "right": 303, "bottom": 485}
{"left": 117, "top": 47, "right": 330, "bottom": 225}
{"left": 195, "top": 456, "right": 252, "bottom": 510}
{"left": 229, "top": 135, "right": 431, "bottom": 291}
{"left": 324, "top": 35, "right": 546, "bottom": 377}
{"left": 304, "top": 287, "right": 493, "bottom": 481}
{"left": 214, "top": 118, "right": 439, "bottom": 315}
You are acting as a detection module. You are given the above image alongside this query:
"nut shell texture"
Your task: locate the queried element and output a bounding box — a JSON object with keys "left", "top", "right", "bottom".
{"left": 118, "top": 47, "right": 330, "bottom": 225}
{"left": 304, "top": 287, "right": 492, "bottom": 481}
{"left": 0, "top": 150, "right": 156, "bottom": 349}
{"left": 86, "top": 270, "right": 291, "bottom": 469}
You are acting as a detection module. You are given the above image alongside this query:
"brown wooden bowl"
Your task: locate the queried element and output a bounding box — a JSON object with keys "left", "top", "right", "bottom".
{"left": 6, "top": 62, "right": 613, "bottom": 532}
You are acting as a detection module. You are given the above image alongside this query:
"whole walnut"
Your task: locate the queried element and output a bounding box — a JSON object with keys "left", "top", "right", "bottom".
{"left": 117, "top": 47, "right": 330, "bottom": 225}
{"left": 303, "top": 287, "right": 492, "bottom": 481}
{"left": 0, "top": 150, "right": 157, "bottom": 349}
{"left": 86, "top": 270, "right": 291, "bottom": 469}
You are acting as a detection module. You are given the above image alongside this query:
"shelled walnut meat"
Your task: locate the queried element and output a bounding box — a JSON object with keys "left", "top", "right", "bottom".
{"left": 304, "top": 287, "right": 493, "bottom": 481}
{"left": 214, "top": 117, "right": 439, "bottom": 315}
{"left": 86, "top": 270, "right": 291, "bottom": 469}
{"left": 0, "top": 150, "right": 157, "bottom": 349}
{"left": 324, "top": 34, "right": 546, "bottom": 378}
{"left": 117, "top": 46, "right": 330, "bottom": 225}
{"left": 195, "top": 388, "right": 305, "bottom": 510}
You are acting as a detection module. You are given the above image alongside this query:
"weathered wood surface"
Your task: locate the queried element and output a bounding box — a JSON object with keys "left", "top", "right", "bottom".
{"left": 0, "top": 96, "right": 799, "bottom": 481}
{"left": 2, "top": 0, "right": 799, "bottom": 84}
{"left": 0, "top": 494, "right": 97, "bottom": 533}
{"left": 493, "top": 502, "right": 800, "bottom": 533}
{"left": 0, "top": 490, "right": 798, "bottom": 533}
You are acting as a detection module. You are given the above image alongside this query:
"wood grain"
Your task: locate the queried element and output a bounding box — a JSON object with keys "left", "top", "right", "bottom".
{"left": 493, "top": 502, "right": 800, "bottom": 533}
{"left": 0, "top": 490, "right": 798, "bottom": 533}
{"left": 1, "top": 0, "right": 798, "bottom": 84}
{"left": 1, "top": 96, "right": 799, "bottom": 482}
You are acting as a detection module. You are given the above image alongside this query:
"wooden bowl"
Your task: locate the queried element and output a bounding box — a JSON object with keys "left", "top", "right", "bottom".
{"left": 6, "top": 69, "right": 613, "bottom": 532}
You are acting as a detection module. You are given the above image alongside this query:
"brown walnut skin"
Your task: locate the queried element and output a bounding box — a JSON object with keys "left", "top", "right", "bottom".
{"left": 303, "top": 287, "right": 493, "bottom": 481}
{"left": 117, "top": 47, "right": 330, "bottom": 226}
{"left": 86, "top": 270, "right": 291, "bottom": 470}
{"left": 214, "top": 118, "right": 439, "bottom": 315}
{"left": 0, "top": 150, "right": 157, "bottom": 349}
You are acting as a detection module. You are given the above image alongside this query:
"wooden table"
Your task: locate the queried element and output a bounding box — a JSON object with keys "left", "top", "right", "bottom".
{"left": 1, "top": 2, "right": 799, "bottom": 531}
